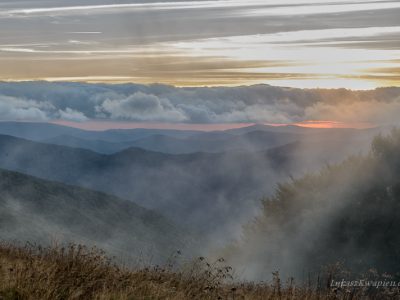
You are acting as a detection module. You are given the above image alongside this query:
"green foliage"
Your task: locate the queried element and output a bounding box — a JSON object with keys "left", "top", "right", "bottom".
{"left": 231, "top": 130, "right": 400, "bottom": 277}
{"left": 372, "top": 128, "right": 400, "bottom": 158}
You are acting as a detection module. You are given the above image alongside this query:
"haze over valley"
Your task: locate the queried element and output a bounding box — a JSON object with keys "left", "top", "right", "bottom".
{"left": 1, "top": 0, "right": 400, "bottom": 298}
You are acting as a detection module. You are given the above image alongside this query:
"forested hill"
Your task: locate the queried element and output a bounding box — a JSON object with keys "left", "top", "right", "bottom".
{"left": 226, "top": 129, "right": 400, "bottom": 279}
{"left": 0, "top": 168, "right": 191, "bottom": 262}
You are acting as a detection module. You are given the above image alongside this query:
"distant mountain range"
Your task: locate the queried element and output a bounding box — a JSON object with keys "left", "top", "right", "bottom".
{"left": 0, "top": 122, "right": 198, "bottom": 143}
{"left": 0, "top": 122, "right": 382, "bottom": 154}
{"left": 0, "top": 168, "right": 191, "bottom": 262}
{"left": 42, "top": 130, "right": 301, "bottom": 154}
{"left": 0, "top": 124, "right": 380, "bottom": 244}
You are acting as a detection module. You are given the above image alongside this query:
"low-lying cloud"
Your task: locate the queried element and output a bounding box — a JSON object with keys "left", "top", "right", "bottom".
{"left": 0, "top": 82, "right": 400, "bottom": 125}
{"left": 0, "top": 94, "right": 49, "bottom": 121}
{"left": 97, "top": 92, "right": 187, "bottom": 122}
{"left": 58, "top": 107, "right": 89, "bottom": 122}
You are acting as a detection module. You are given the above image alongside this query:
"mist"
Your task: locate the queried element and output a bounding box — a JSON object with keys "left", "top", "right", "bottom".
{"left": 222, "top": 129, "right": 400, "bottom": 281}
{"left": 0, "top": 120, "right": 387, "bottom": 273}
{"left": 1, "top": 0, "right": 400, "bottom": 296}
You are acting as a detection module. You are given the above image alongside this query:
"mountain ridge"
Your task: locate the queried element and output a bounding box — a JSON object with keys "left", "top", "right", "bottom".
{"left": 0, "top": 167, "right": 192, "bottom": 262}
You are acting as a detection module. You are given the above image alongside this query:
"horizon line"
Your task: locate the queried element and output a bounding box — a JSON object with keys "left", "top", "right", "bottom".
{"left": 1, "top": 80, "right": 399, "bottom": 92}
{"left": 0, "top": 120, "right": 376, "bottom": 132}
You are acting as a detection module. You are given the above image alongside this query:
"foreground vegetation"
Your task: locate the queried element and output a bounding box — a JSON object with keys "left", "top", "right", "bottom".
{"left": 0, "top": 243, "right": 398, "bottom": 299}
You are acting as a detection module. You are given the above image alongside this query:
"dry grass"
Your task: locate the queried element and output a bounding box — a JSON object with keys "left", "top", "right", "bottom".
{"left": 0, "top": 243, "right": 398, "bottom": 300}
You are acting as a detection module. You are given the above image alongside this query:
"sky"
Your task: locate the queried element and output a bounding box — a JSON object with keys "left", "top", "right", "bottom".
{"left": 0, "top": 0, "right": 400, "bottom": 130}
{"left": 0, "top": 0, "right": 399, "bottom": 89}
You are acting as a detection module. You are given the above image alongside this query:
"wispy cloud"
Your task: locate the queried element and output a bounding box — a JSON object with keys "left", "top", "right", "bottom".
{"left": 1, "top": 1, "right": 396, "bottom": 17}
{"left": 0, "top": 0, "right": 399, "bottom": 88}
{"left": 239, "top": 1, "right": 400, "bottom": 17}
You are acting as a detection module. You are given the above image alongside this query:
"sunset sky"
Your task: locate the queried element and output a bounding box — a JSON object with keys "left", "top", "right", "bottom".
{"left": 1, "top": 0, "right": 399, "bottom": 89}
{"left": 0, "top": 0, "right": 400, "bottom": 129}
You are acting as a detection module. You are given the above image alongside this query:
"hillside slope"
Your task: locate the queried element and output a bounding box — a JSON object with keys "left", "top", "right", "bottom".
{"left": 0, "top": 134, "right": 280, "bottom": 241}
{"left": 0, "top": 168, "right": 191, "bottom": 262}
{"left": 225, "top": 129, "right": 400, "bottom": 279}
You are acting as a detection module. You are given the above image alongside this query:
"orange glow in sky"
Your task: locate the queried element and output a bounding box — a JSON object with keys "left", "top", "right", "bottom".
{"left": 292, "top": 121, "right": 375, "bottom": 129}
{"left": 51, "top": 120, "right": 374, "bottom": 131}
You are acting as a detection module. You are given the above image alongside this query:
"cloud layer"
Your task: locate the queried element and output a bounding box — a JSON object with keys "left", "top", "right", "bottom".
{"left": 1, "top": 82, "right": 400, "bottom": 126}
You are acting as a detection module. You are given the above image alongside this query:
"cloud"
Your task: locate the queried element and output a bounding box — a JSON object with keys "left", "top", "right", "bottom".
{"left": 0, "top": 94, "right": 49, "bottom": 121}
{"left": 304, "top": 98, "right": 400, "bottom": 125}
{"left": 0, "top": 82, "right": 400, "bottom": 126}
{"left": 58, "top": 107, "right": 88, "bottom": 122}
{"left": 1, "top": 0, "right": 399, "bottom": 88}
{"left": 97, "top": 92, "right": 187, "bottom": 122}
